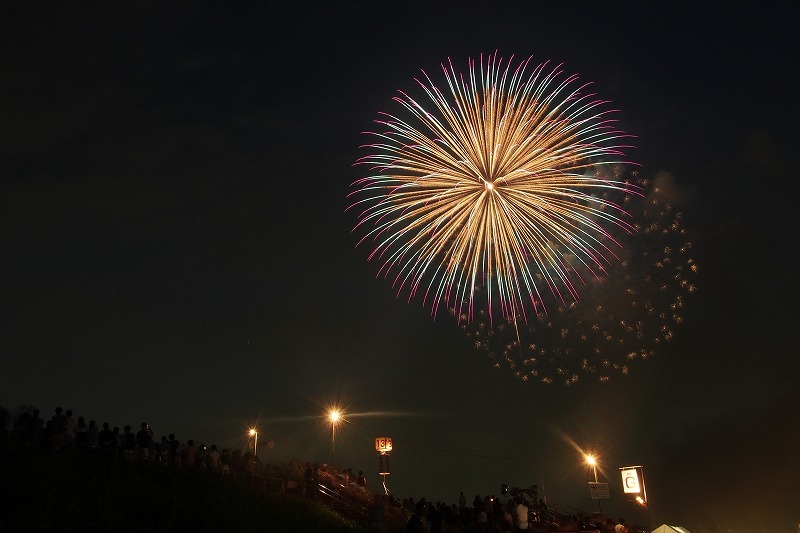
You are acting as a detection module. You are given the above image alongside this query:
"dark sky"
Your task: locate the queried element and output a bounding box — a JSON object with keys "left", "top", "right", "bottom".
{"left": 2, "top": 2, "right": 799, "bottom": 531}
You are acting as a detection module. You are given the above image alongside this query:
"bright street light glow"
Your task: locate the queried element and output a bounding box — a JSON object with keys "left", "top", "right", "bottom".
{"left": 584, "top": 453, "right": 599, "bottom": 483}
{"left": 326, "top": 407, "right": 344, "bottom": 462}
{"left": 247, "top": 427, "right": 259, "bottom": 456}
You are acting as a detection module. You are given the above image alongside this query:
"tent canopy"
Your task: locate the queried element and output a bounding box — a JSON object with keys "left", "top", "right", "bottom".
{"left": 651, "top": 525, "right": 691, "bottom": 533}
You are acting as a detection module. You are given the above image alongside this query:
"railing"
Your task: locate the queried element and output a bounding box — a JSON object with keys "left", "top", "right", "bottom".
{"left": 315, "top": 480, "right": 369, "bottom": 523}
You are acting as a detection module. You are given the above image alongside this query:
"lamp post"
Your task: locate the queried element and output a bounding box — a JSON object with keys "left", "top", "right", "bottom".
{"left": 327, "top": 408, "right": 342, "bottom": 462}
{"left": 584, "top": 453, "right": 602, "bottom": 514}
{"left": 249, "top": 427, "right": 258, "bottom": 457}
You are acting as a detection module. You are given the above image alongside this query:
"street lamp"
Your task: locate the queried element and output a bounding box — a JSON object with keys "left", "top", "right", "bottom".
{"left": 584, "top": 453, "right": 602, "bottom": 513}
{"left": 327, "top": 408, "right": 342, "bottom": 462}
{"left": 248, "top": 427, "right": 258, "bottom": 457}
{"left": 585, "top": 453, "right": 598, "bottom": 482}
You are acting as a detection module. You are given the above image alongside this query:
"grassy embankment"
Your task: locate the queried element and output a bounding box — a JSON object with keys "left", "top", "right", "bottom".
{"left": 0, "top": 447, "right": 366, "bottom": 532}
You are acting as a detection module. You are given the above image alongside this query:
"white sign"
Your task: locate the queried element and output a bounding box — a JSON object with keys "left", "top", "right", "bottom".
{"left": 621, "top": 468, "right": 641, "bottom": 494}
{"left": 588, "top": 482, "right": 610, "bottom": 499}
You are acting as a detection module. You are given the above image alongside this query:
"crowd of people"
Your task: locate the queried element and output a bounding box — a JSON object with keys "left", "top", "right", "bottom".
{"left": 5, "top": 405, "right": 268, "bottom": 479}
{"left": 1, "top": 404, "right": 643, "bottom": 532}
{"left": 386, "top": 492, "right": 639, "bottom": 533}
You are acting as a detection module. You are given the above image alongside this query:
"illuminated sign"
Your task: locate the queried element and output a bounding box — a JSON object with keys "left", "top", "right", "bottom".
{"left": 375, "top": 436, "right": 393, "bottom": 452}
{"left": 621, "top": 468, "right": 641, "bottom": 494}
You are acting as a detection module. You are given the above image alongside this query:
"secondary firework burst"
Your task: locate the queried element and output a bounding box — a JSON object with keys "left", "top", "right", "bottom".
{"left": 460, "top": 171, "right": 698, "bottom": 385}
{"left": 349, "top": 53, "right": 639, "bottom": 325}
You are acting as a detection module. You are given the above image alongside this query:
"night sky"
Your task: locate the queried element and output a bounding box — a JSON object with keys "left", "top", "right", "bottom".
{"left": 3, "top": 3, "right": 799, "bottom": 531}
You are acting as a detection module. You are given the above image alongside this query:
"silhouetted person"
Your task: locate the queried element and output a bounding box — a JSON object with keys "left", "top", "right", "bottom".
{"left": 172, "top": 440, "right": 182, "bottom": 467}
{"left": 158, "top": 436, "right": 170, "bottom": 464}
{"left": 51, "top": 407, "right": 66, "bottom": 450}
{"left": 244, "top": 452, "right": 257, "bottom": 486}
{"left": 207, "top": 444, "right": 221, "bottom": 472}
{"left": 74, "top": 416, "right": 88, "bottom": 448}
{"left": 168, "top": 434, "right": 178, "bottom": 467}
{"left": 220, "top": 448, "right": 231, "bottom": 475}
{"left": 136, "top": 423, "right": 153, "bottom": 461}
{"left": 122, "top": 425, "right": 136, "bottom": 461}
{"left": 196, "top": 443, "right": 208, "bottom": 469}
{"left": 428, "top": 503, "right": 443, "bottom": 533}
{"left": 63, "top": 409, "right": 75, "bottom": 448}
{"left": 473, "top": 494, "right": 483, "bottom": 512}
{"left": 514, "top": 497, "right": 529, "bottom": 531}
{"left": 98, "top": 422, "right": 115, "bottom": 451}
{"left": 40, "top": 421, "right": 54, "bottom": 450}
{"left": 112, "top": 426, "right": 121, "bottom": 457}
{"left": 13, "top": 410, "right": 33, "bottom": 445}
{"left": 183, "top": 439, "right": 196, "bottom": 467}
{"left": 405, "top": 509, "right": 423, "bottom": 533}
{"left": 86, "top": 420, "right": 99, "bottom": 449}
{"left": 30, "top": 409, "right": 43, "bottom": 444}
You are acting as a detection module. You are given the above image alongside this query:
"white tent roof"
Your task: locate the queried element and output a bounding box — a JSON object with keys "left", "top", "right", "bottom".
{"left": 651, "top": 525, "right": 691, "bottom": 533}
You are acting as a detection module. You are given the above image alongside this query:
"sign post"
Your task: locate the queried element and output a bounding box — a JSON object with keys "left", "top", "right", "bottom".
{"left": 619, "top": 465, "right": 650, "bottom": 530}
{"left": 375, "top": 436, "right": 393, "bottom": 496}
{"left": 619, "top": 465, "right": 647, "bottom": 506}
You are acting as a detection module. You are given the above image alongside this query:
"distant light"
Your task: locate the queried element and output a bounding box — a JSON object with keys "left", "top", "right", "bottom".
{"left": 328, "top": 409, "right": 341, "bottom": 423}
{"left": 248, "top": 427, "right": 257, "bottom": 437}
{"left": 585, "top": 454, "right": 597, "bottom": 467}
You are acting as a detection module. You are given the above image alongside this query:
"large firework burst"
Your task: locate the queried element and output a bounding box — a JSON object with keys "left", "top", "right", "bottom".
{"left": 349, "top": 53, "right": 639, "bottom": 324}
